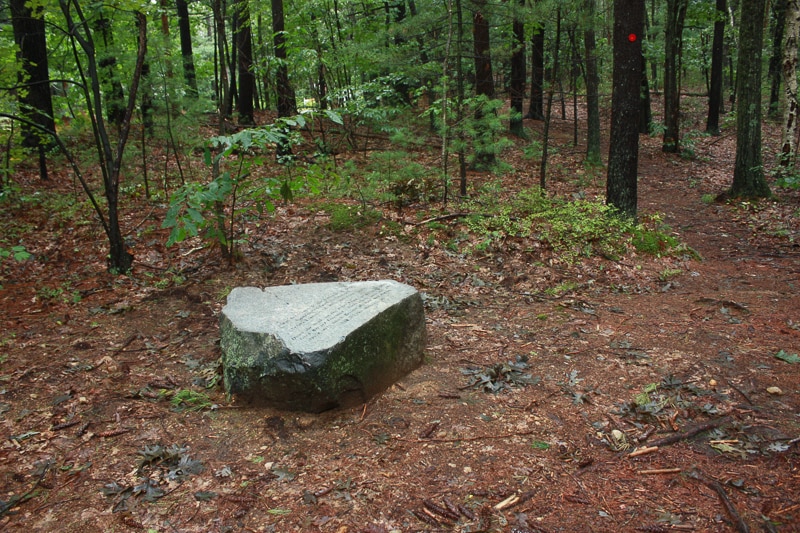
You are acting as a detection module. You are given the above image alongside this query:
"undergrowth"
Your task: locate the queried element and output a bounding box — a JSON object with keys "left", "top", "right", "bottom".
{"left": 451, "top": 187, "right": 693, "bottom": 263}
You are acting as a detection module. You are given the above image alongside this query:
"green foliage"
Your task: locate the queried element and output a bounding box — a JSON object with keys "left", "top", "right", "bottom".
{"left": 163, "top": 114, "right": 336, "bottom": 260}
{"left": 320, "top": 202, "right": 382, "bottom": 231}
{"left": 170, "top": 389, "right": 215, "bottom": 411}
{"left": 0, "top": 245, "right": 31, "bottom": 263}
{"left": 440, "top": 95, "right": 514, "bottom": 171}
{"left": 774, "top": 350, "right": 800, "bottom": 364}
{"left": 364, "top": 150, "right": 439, "bottom": 206}
{"left": 774, "top": 161, "right": 800, "bottom": 190}
{"left": 630, "top": 228, "right": 680, "bottom": 255}
{"left": 463, "top": 187, "right": 636, "bottom": 263}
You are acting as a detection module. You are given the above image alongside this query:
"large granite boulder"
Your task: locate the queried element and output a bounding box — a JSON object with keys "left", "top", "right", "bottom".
{"left": 219, "top": 280, "right": 426, "bottom": 412}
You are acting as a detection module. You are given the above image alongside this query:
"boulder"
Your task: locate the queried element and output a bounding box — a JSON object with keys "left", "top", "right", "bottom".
{"left": 219, "top": 280, "right": 426, "bottom": 412}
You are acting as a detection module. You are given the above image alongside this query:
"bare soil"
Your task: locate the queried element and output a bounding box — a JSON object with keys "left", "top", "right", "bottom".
{"left": 1, "top": 110, "right": 799, "bottom": 533}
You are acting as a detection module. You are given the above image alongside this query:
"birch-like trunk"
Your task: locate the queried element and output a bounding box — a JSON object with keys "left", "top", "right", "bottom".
{"left": 780, "top": 0, "right": 800, "bottom": 170}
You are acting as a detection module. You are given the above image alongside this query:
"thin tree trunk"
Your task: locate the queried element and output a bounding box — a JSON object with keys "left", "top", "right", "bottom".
{"left": 584, "top": 0, "right": 601, "bottom": 164}
{"left": 472, "top": 1, "right": 495, "bottom": 168}
{"left": 235, "top": 0, "right": 255, "bottom": 125}
{"left": 554, "top": 7, "right": 564, "bottom": 121}
{"left": 527, "top": 16, "right": 544, "bottom": 120}
{"left": 706, "top": 0, "right": 725, "bottom": 135}
{"left": 176, "top": 0, "right": 198, "bottom": 97}
{"left": 639, "top": 54, "right": 652, "bottom": 134}
{"left": 509, "top": 0, "right": 525, "bottom": 136}
{"left": 639, "top": 7, "right": 652, "bottom": 134}
{"left": 272, "top": 0, "right": 297, "bottom": 117}
{"left": 58, "top": 0, "right": 147, "bottom": 272}
{"left": 213, "top": 0, "right": 230, "bottom": 122}
{"left": 769, "top": 0, "right": 788, "bottom": 118}
{"left": 455, "top": 0, "right": 467, "bottom": 195}
{"left": 663, "top": 0, "right": 688, "bottom": 153}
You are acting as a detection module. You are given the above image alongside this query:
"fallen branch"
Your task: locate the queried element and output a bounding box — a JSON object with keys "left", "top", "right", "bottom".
{"left": 646, "top": 417, "right": 732, "bottom": 448}
{"left": 689, "top": 469, "right": 750, "bottom": 533}
{"left": 637, "top": 468, "right": 681, "bottom": 475}
{"left": 398, "top": 429, "right": 536, "bottom": 444}
{"left": 628, "top": 445, "right": 658, "bottom": 457}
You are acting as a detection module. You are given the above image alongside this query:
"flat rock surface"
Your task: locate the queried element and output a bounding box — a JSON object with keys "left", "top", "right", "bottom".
{"left": 219, "top": 280, "right": 426, "bottom": 411}
{"left": 222, "top": 280, "right": 419, "bottom": 352}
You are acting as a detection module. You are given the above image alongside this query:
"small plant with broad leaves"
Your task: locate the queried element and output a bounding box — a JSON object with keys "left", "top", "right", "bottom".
{"left": 163, "top": 112, "right": 342, "bottom": 262}
{"left": 0, "top": 245, "right": 30, "bottom": 263}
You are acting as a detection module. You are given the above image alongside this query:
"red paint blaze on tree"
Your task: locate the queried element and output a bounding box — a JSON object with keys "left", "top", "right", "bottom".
{"left": 606, "top": 0, "right": 644, "bottom": 219}
{"left": 628, "top": 33, "right": 637, "bottom": 42}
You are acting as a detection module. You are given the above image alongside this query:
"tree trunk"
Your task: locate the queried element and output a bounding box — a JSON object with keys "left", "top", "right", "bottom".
{"left": 779, "top": 0, "right": 800, "bottom": 170}
{"left": 272, "top": 0, "right": 297, "bottom": 117}
{"left": 706, "top": 0, "right": 725, "bottom": 135}
{"left": 662, "top": 0, "right": 688, "bottom": 153}
{"left": 235, "top": 0, "right": 255, "bottom": 125}
{"left": 527, "top": 20, "right": 544, "bottom": 120}
{"left": 57, "top": 0, "right": 146, "bottom": 272}
{"left": 509, "top": 0, "right": 525, "bottom": 136}
{"left": 639, "top": 6, "right": 652, "bottom": 134}
{"left": 769, "top": 0, "right": 788, "bottom": 118}
{"left": 472, "top": 1, "right": 495, "bottom": 168}
{"left": 93, "top": 14, "right": 126, "bottom": 128}
{"left": 9, "top": 0, "right": 55, "bottom": 153}
{"left": 176, "top": 0, "right": 198, "bottom": 98}
{"left": 455, "top": 0, "right": 467, "bottom": 195}
{"left": 137, "top": 15, "right": 153, "bottom": 133}
{"left": 472, "top": 6, "right": 494, "bottom": 100}
{"left": 607, "top": 0, "right": 644, "bottom": 219}
{"left": 583, "top": 0, "right": 601, "bottom": 164}
{"left": 639, "top": 52, "right": 652, "bottom": 134}
{"left": 729, "top": 0, "right": 770, "bottom": 199}
{"left": 213, "top": 0, "right": 230, "bottom": 121}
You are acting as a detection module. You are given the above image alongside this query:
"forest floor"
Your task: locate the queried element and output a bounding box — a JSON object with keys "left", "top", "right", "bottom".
{"left": 1, "top": 104, "right": 799, "bottom": 533}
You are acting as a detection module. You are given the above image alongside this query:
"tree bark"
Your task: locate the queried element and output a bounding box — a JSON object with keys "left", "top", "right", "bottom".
{"left": 93, "top": 13, "right": 126, "bottom": 128}
{"left": 455, "top": 0, "right": 467, "bottom": 195}
{"left": 9, "top": 0, "right": 55, "bottom": 153}
{"left": 607, "top": 0, "right": 644, "bottom": 219}
{"left": 769, "top": 0, "right": 788, "bottom": 117}
{"left": 527, "top": 19, "right": 544, "bottom": 120}
{"left": 706, "top": 0, "right": 725, "bottom": 135}
{"left": 639, "top": 6, "right": 652, "bottom": 134}
{"left": 235, "top": 0, "right": 255, "bottom": 125}
{"left": 472, "top": 5, "right": 494, "bottom": 100}
{"left": 583, "top": 0, "right": 601, "bottom": 164}
{"left": 639, "top": 51, "right": 652, "bottom": 134}
{"left": 729, "top": 0, "right": 770, "bottom": 198}
{"left": 176, "top": 0, "right": 198, "bottom": 98}
{"left": 779, "top": 0, "right": 800, "bottom": 170}
{"left": 509, "top": 0, "right": 525, "bottom": 136}
{"left": 662, "top": 0, "right": 688, "bottom": 153}
{"left": 212, "top": 0, "right": 230, "bottom": 120}
{"left": 272, "top": 0, "right": 297, "bottom": 117}
{"left": 472, "top": 1, "right": 495, "bottom": 168}
{"left": 58, "top": 0, "right": 146, "bottom": 272}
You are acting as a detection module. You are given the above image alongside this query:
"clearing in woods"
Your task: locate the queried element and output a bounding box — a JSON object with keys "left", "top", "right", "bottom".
{"left": 0, "top": 108, "right": 799, "bottom": 532}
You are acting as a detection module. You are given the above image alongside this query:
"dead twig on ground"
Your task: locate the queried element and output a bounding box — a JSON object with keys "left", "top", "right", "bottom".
{"left": 688, "top": 469, "right": 750, "bottom": 533}
{"left": 646, "top": 416, "right": 732, "bottom": 448}
{"left": 399, "top": 429, "right": 536, "bottom": 444}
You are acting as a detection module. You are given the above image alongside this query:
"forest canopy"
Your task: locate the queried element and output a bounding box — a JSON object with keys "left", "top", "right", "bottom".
{"left": 0, "top": 0, "right": 797, "bottom": 270}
